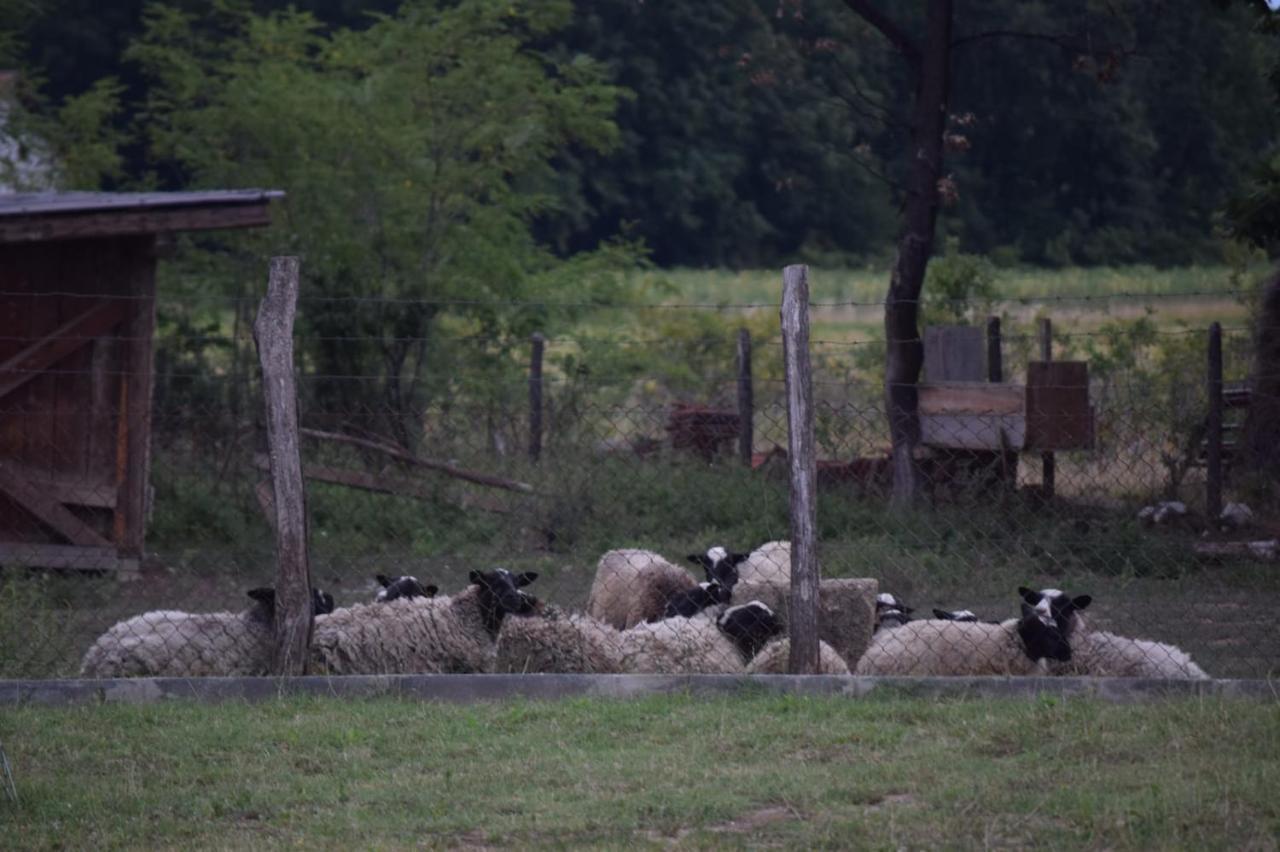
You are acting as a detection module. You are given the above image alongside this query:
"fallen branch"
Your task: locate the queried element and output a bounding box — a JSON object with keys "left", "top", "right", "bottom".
{"left": 252, "top": 456, "right": 514, "bottom": 515}
{"left": 298, "top": 427, "right": 533, "bottom": 494}
{"left": 1193, "top": 540, "right": 1279, "bottom": 563}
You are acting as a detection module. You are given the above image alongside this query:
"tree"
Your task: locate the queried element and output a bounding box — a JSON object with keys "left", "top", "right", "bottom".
{"left": 128, "top": 0, "right": 638, "bottom": 446}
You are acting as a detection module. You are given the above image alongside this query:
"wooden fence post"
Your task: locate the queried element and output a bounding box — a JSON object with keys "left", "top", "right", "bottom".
{"left": 1207, "top": 322, "right": 1223, "bottom": 521}
{"left": 737, "top": 328, "right": 753, "bottom": 465}
{"left": 529, "top": 333, "right": 545, "bottom": 462}
{"left": 986, "top": 316, "right": 1003, "bottom": 383}
{"left": 781, "top": 265, "right": 819, "bottom": 674}
{"left": 253, "top": 256, "right": 313, "bottom": 676}
{"left": 1038, "top": 317, "right": 1055, "bottom": 499}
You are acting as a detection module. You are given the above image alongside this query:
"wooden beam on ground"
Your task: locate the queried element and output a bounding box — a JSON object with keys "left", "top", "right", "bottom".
{"left": 780, "top": 264, "right": 819, "bottom": 675}
{"left": 298, "top": 427, "right": 533, "bottom": 493}
{"left": 254, "top": 256, "right": 313, "bottom": 677}
{"left": 0, "top": 543, "right": 121, "bottom": 571}
{"left": 0, "top": 462, "right": 113, "bottom": 548}
{"left": 0, "top": 300, "right": 127, "bottom": 401}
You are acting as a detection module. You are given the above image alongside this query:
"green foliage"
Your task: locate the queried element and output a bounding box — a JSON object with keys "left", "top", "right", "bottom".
{"left": 0, "top": 572, "right": 79, "bottom": 678}
{"left": 923, "top": 236, "right": 998, "bottom": 325}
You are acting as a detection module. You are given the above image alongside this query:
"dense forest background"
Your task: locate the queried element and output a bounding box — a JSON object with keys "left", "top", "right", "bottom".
{"left": 2, "top": 0, "right": 1277, "bottom": 269}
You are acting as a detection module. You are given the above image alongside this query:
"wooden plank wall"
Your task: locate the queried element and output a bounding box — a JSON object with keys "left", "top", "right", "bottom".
{"left": 0, "top": 236, "right": 155, "bottom": 556}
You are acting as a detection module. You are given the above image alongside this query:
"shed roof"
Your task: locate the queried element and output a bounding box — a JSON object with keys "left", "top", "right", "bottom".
{"left": 0, "top": 189, "right": 283, "bottom": 243}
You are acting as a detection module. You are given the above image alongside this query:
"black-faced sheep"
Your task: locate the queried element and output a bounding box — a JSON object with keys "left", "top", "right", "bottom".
{"left": 1019, "top": 587, "right": 1209, "bottom": 680}
{"left": 721, "top": 601, "right": 851, "bottom": 674}
{"left": 80, "top": 586, "right": 335, "bottom": 678}
{"left": 310, "top": 569, "right": 537, "bottom": 674}
{"left": 875, "top": 592, "right": 914, "bottom": 631}
{"left": 375, "top": 574, "right": 438, "bottom": 602}
{"left": 853, "top": 604, "right": 1072, "bottom": 676}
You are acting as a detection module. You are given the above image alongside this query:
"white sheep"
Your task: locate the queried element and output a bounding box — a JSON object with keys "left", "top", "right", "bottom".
{"left": 1019, "top": 587, "right": 1209, "bottom": 680}
{"left": 79, "top": 587, "right": 335, "bottom": 678}
{"left": 310, "top": 569, "right": 537, "bottom": 674}
{"left": 745, "top": 639, "right": 851, "bottom": 674}
{"left": 494, "top": 607, "right": 625, "bottom": 674}
{"left": 586, "top": 549, "right": 698, "bottom": 629}
{"left": 735, "top": 540, "right": 791, "bottom": 586}
{"left": 617, "top": 614, "right": 747, "bottom": 673}
{"left": 853, "top": 605, "right": 1072, "bottom": 676}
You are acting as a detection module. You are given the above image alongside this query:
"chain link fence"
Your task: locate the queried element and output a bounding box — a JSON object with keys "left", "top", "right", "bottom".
{"left": 2, "top": 284, "right": 1276, "bottom": 680}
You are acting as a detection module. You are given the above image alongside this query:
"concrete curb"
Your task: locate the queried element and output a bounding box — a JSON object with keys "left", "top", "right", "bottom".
{"left": 2, "top": 674, "right": 1276, "bottom": 707}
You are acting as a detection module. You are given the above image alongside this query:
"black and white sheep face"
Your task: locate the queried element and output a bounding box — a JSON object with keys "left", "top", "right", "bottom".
{"left": 245, "top": 587, "right": 335, "bottom": 620}
{"left": 717, "top": 601, "right": 783, "bottom": 662}
{"left": 1015, "top": 603, "right": 1073, "bottom": 663}
{"left": 875, "top": 592, "right": 913, "bottom": 630}
{"left": 687, "top": 547, "right": 749, "bottom": 589}
{"left": 657, "top": 581, "right": 733, "bottom": 621}
{"left": 1018, "top": 587, "right": 1092, "bottom": 636}
{"left": 375, "top": 574, "right": 439, "bottom": 602}
{"left": 469, "top": 569, "right": 539, "bottom": 634}
{"left": 932, "top": 608, "right": 979, "bottom": 622}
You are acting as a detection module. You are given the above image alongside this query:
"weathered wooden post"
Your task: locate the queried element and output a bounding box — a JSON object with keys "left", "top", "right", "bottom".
{"left": 253, "top": 256, "right": 313, "bottom": 676}
{"left": 1038, "top": 317, "right": 1055, "bottom": 499}
{"left": 528, "top": 332, "right": 545, "bottom": 462}
{"left": 737, "top": 327, "right": 753, "bottom": 465}
{"left": 1207, "top": 322, "right": 1224, "bottom": 521}
{"left": 780, "top": 264, "right": 819, "bottom": 674}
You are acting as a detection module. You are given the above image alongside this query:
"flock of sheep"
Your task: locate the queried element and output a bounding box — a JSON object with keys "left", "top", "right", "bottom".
{"left": 78, "top": 543, "right": 1209, "bottom": 680}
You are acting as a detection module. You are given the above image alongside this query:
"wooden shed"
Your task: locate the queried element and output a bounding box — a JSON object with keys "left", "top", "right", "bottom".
{"left": 0, "top": 190, "right": 281, "bottom": 573}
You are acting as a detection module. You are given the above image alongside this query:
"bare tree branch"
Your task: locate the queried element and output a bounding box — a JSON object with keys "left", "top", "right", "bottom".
{"left": 841, "top": 0, "right": 921, "bottom": 67}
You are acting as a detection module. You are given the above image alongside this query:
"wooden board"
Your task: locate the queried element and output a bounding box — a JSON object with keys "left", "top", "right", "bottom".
{"left": 1025, "top": 361, "right": 1092, "bottom": 450}
{"left": 0, "top": 543, "right": 122, "bottom": 571}
{"left": 924, "top": 326, "right": 984, "bottom": 382}
{"left": 919, "top": 382, "right": 1026, "bottom": 451}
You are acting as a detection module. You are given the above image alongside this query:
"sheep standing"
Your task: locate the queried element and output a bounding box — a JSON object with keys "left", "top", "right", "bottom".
{"left": 1019, "top": 587, "right": 1209, "bottom": 680}
{"left": 310, "top": 569, "right": 537, "bottom": 674}
{"left": 80, "top": 587, "right": 335, "bottom": 678}
{"left": 586, "top": 549, "right": 698, "bottom": 629}
{"left": 853, "top": 604, "right": 1072, "bottom": 676}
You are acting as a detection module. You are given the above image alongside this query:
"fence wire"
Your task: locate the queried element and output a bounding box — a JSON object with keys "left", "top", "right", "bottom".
{"left": 1, "top": 289, "right": 1275, "bottom": 680}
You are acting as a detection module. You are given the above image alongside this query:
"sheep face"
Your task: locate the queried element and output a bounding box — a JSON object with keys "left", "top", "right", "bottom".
{"left": 469, "top": 568, "right": 539, "bottom": 635}
{"left": 933, "top": 609, "right": 979, "bottom": 622}
{"left": 687, "top": 546, "right": 749, "bottom": 589}
{"left": 1018, "top": 587, "right": 1092, "bottom": 636}
{"left": 717, "top": 601, "right": 783, "bottom": 662}
{"left": 875, "top": 592, "right": 913, "bottom": 630}
{"left": 375, "top": 574, "right": 439, "bottom": 602}
{"left": 1016, "top": 603, "right": 1072, "bottom": 663}
{"left": 245, "top": 586, "right": 335, "bottom": 622}
{"left": 657, "top": 581, "right": 732, "bottom": 621}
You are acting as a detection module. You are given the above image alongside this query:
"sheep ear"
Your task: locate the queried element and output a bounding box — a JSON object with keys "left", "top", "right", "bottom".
{"left": 1018, "top": 587, "right": 1039, "bottom": 604}
{"left": 376, "top": 574, "right": 392, "bottom": 587}
{"left": 468, "top": 570, "right": 483, "bottom": 585}
{"left": 247, "top": 587, "right": 276, "bottom": 607}
{"left": 515, "top": 572, "right": 538, "bottom": 587}
{"left": 933, "top": 608, "right": 949, "bottom": 620}
{"left": 729, "top": 552, "right": 751, "bottom": 566}
{"left": 425, "top": 585, "right": 439, "bottom": 597}
{"left": 686, "top": 554, "right": 711, "bottom": 568}
{"left": 1072, "top": 595, "right": 1092, "bottom": 610}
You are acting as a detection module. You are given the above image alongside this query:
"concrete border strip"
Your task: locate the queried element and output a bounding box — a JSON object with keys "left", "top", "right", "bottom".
{"left": 2, "top": 675, "right": 1277, "bottom": 707}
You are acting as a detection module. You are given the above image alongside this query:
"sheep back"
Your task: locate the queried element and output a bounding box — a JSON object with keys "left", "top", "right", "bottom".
{"left": 746, "top": 638, "right": 851, "bottom": 675}
{"left": 309, "top": 587, "right": 495, "bottom": 674}
{"left": 494, "top": 612, "right": 625, "bottom": 674}
{"left": 730, "top": 577, "right": 876, "bottom": 670}
{"left": 619, "top": 615, "right": 746, "bottom": 674}
{"left": 1056, "top": 630, "right": 1209, "bottom": 680}
{"left": 737, "top": 541, "right": 791, "bottom": 586}
{"left": 586, "top": 549, "right": 697, "bottom": 629}
{"left": 854, "top": 619, "right": 1048, "bottom": 676}
{"left": 80, "top": 610, "right": 272, "bottom": 677}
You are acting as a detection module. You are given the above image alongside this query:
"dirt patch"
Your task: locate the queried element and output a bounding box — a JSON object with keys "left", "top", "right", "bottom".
{"left": 863, "top": 793, "right": 917, "bottom": 812}
{"left": 709, "top": 805, "right": 801, "bottom": 834}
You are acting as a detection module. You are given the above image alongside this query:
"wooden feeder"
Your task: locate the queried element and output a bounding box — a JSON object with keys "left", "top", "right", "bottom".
{"left": 0, "top": 190, "right": 281, "bottom": 573}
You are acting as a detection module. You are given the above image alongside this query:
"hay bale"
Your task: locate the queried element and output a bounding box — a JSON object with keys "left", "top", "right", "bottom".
{"left": 730, "top": 577, "right": 877, "bottom": 668}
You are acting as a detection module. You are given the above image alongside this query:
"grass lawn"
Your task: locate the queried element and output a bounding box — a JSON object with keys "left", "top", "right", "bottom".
{"left": 2, "top": 693, "right": 1277, "bottom": 849}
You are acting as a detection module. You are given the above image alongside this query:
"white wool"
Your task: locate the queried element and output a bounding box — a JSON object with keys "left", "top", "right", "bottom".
{"left": 586, "top": 549, "right": 698, "bottom": 629}
{"left": 854, "top": 619, "right": 1049, "bottom": 676}
{"left": 618, "top": 614, "right": 746, "bottom": 674}
{"left": 80, "top": 608, "right": 275, "bottom": 677}
{"left": 1054, "top": 630, "right": 1209, "bottom": 680}
{"left": 736, "top": 541, "right": 791, "bottom": 586}
{"left": 746, "top": 639, "right": 850, "bottom": 675}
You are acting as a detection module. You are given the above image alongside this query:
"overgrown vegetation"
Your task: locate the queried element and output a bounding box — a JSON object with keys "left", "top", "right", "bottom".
{"left": 2, "top": 694, "right": 1277, "bottom": 848}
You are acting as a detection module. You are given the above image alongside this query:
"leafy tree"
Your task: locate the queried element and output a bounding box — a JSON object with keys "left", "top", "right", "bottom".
{"left": 128, "top": 0, "right": 639, "bottom": 445}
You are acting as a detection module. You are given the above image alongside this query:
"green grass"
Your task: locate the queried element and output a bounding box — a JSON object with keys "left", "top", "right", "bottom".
{"left": 2, "top": 694, "right": 1277, "bottom": 849}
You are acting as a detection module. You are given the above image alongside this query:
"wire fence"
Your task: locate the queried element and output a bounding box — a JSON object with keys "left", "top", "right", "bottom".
{"left": 1, "top": 277, "right": 1276, "bottom": 680}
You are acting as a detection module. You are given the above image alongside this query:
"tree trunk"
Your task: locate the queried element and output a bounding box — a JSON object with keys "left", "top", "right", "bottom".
{"left": 884, "top": 0, "right": 953, "bottom": 507}
{"left": 1244, "top": 270, "right": 1280, "bottom": 492}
